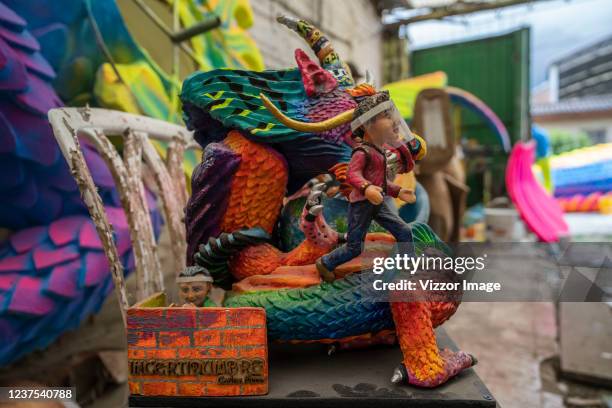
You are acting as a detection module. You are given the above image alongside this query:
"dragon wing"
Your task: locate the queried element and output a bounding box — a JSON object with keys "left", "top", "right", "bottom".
{"left": 185, "top": 142, "right": 241, "bottom": 265}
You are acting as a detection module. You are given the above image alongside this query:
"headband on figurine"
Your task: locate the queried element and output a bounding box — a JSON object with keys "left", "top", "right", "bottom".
{"left": 176, "top": 265, "right": 213, "bottom": 283}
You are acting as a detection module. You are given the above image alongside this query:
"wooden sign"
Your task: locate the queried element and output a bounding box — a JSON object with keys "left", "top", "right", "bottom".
{"left": 127, "top": 293, "right": 268, "bottom": 397}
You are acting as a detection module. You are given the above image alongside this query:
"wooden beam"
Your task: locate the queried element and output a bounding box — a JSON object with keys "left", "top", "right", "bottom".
{"left": 385, "top": 0, "right": 547, "bottom": 28}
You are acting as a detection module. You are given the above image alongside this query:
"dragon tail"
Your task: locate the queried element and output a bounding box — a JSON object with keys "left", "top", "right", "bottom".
{"left": 192, "top": 227, "right": 271, "bottom": 289}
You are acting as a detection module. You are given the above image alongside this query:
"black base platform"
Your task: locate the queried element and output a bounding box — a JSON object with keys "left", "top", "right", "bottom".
{"left": 130, "top": 328, "right": 497, "bottom": 408}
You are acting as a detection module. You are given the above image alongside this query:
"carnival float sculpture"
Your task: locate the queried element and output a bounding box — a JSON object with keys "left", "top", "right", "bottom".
{"left": 0, "top": 0, "right": 262, "bottom": 366}
{"left": 180, "top": 15, "right": 476, "bottom": 388}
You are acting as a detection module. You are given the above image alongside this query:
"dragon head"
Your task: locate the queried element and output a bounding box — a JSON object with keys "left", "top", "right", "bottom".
{"left": 260, "top": 16, "right": 385, "bottom": 147}
{"left": 180, "top": 15, "right": 386, "bottom": 192}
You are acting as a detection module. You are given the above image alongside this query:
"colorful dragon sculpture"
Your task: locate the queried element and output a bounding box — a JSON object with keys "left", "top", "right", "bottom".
{"left": 182, "top": 16, "right": 475, "bottom": 387}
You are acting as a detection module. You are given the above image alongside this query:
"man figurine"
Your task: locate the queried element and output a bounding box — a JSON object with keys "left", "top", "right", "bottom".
{"left": 176, "top": 265, "right": 216, "bottom": 307}
{"left": 316, "top": 91, "right": 426, "bottom": 282}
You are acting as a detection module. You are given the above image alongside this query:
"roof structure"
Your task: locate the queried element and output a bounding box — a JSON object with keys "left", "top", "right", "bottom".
{"left": 532, "top": 93, "right": 612, "bottom": 120}
{"left": 380, "top": 0, "right": 554, "bottom": 26}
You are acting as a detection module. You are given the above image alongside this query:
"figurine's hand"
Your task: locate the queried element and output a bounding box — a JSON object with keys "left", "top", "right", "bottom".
{"left": 365, "top": 185, "right": 384, "bottom": 205}
{"left": 398, "top": 188, "right": 416, "bottom": 204}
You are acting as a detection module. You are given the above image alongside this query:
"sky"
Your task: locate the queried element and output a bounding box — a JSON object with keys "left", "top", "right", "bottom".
{"left": 395, "top": 0, "right": 612, "bottom": 88}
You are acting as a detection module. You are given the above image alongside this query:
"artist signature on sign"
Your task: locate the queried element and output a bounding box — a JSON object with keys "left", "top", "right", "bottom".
{"left": 129, "top": 358, "right": 265, "bottom": 384}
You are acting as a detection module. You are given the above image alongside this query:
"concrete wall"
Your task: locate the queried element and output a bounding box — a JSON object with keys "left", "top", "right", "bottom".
{"left": 249, "top": 0, "right": 383, "bottom": 85}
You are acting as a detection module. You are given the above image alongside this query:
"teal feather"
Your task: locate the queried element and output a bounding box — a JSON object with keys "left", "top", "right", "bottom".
{"left": 181, "top": 68, "right": 310, "bottom": 142}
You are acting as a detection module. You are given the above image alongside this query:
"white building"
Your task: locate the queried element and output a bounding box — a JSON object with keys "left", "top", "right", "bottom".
{"left": 532, "top": 35, "right": 612, "bottom": 143}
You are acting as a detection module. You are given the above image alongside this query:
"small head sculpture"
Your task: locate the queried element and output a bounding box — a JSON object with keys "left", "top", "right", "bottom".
{"left": 176, "top": 265, "right": 213, "bottom": 307}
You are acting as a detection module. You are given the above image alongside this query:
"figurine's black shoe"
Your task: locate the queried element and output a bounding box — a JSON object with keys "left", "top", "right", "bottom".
{"left": 469, "top": 354, "right": 478, "bottom": 366}
{"left": 390, "top": 363, "right": 408, "bottom": 384}
{"left": 316, "top": 258, "right": 335, "bottom": 283}
{"left": 327, "top": 342, "right": 339, "bottom": 356}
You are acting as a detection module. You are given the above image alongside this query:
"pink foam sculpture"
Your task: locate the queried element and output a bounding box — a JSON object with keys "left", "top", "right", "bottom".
{"left": 506, "top": 141, "right": 569, "bottom": 242}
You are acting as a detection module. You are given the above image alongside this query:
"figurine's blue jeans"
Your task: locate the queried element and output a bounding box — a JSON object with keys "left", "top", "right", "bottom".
{"left": 321, "top": 196, "right": 414, "bottom": 271}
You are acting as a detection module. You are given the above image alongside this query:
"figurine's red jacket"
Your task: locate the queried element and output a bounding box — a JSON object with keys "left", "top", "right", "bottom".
{"left": 347, "top": 140, "right": 422, "bottom": 203}
{"left": 347, "top": 143, "right": 398, "bottom": 202}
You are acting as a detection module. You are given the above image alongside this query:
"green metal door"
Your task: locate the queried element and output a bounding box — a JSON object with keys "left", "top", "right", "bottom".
{"left": 411, "top": 28, "right": 530, "bottom": 204}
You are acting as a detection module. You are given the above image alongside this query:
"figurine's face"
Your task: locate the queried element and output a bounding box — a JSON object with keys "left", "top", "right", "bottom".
{"left": 178, "top": 281, "right": 211, "bottom": 307}
{"left": 366, "top": 115, "right": 398, "bottom": 146}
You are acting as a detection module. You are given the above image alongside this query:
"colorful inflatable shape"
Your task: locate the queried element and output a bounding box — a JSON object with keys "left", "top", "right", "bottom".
{"left": 557, "top": 192, "right": 612, "bottom": 213}
{"left": 531, "top": 125, "right": 553, "bottom": 193}
{"left": 506, "top": 141, "right": 569, "bottom": 242}
{"left": 549, "top": 143, "right": 612, "bottom": 197}
{"left": 445, "top": 86, "right": 511, "bottom": 153}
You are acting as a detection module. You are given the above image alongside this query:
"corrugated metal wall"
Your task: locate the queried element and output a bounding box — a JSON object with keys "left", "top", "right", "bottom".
{"left": 411, "top": 28, "right": 530, "bottom": 203}
{"left": 412, "top": 28, "right": 530, "bottom": 145}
